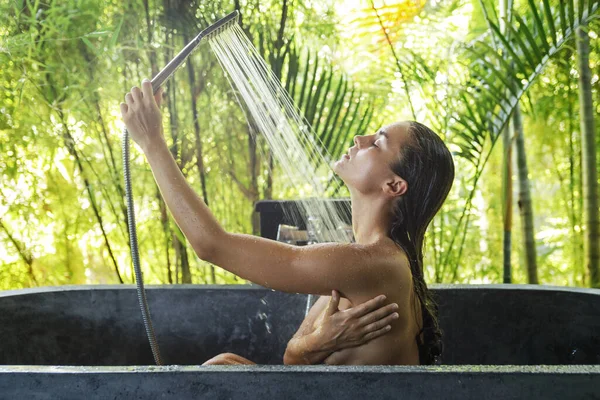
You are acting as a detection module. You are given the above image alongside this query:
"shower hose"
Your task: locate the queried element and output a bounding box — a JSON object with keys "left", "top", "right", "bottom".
{"left": 122, "top": 127, "right": 163, "bottom": 365}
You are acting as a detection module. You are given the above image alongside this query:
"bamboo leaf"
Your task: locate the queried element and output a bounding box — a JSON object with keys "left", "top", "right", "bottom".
{"left": 344, "top": 95, "right": 362, "bottom": 140}
{"left": 321, "top": 77, "right": 348, "bottom": 150}
{"left": 453, "top": 112, "right": 485, "bottom": 150}
{"left": 109, "top": 17, "right": 123, "bottom": 49}
{"left": 567, "top": 0, "right": 575, "bottom": 28}
{"left": 84, "top": 30, "right": 112, "bottom": 38}
{"left": 506, "top": 22, "right": 538, "bottom": 70}
{"left": 296, "top": 49, "right": 310, "bottom": 110}
{"left": 558, "top": 0, "right": 568, "bottom": 39}
{"left": 313, "top": 68, "right": 333, "bottom": 135}
{"left": 467, "top": 71, "right": 513, "bottom": 115}
{"left": 542, "top": 0, "right": 558, "bottom": 47}
{"left": 81, "top": 37, "right": 97, "bottom": 56}
{"left": 354, "top": 100, "right": 374, "bottom": 141}
{"left": 527, "top": 0, "right": 551, "bottom": 52}
{"left": 514, "top": 14, "right": 543, "bottom": 64}
{"left": 287, "top": 46, "right": 299, "bottom": 100}
{"left": 331, "top": 88, "right": 356, "bottom": 157}
{"left": 459, "top": 92, "right": 485, "bottom": 132}
{"left": 488, "top": 21, "right": 530, "bottom": 77}
{"left": 306, "top": 63, "right": 326, "bottom": 128}
{"left": 467, "top": 47, "right": 520, "bottom": 99}
{"left": 304, "top": 55, "right": 320, "bottom": 121}
{"left": 283, "top": 43, "right": 296, "bottom": 94}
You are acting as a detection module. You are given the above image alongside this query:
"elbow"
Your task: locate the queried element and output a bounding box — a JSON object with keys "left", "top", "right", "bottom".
{"left": 192, "top": 241, "right": 215, "bottom": 263}
{"left": 283, "top": 343, "right": 305, "bottom": 365}
{"left": 283, "top": 343, "right": 296, "bottom": 365}
{"left": 283, "top": 352, "right": 293, "bottom": 365}
{"left": 192, "top": 228, "right": 225, "bottom": 263}
{"left": 283, "top": 350, "right": 303, "bottom": 366}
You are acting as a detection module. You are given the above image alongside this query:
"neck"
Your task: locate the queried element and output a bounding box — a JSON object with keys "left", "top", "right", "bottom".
{"left": 349, "top": 190, "right": 393, "bottom": 245}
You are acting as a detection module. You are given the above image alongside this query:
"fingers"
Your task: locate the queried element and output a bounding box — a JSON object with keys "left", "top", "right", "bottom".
{"left": 154, "top": 87, "right": 164, "bottom": 107}
{"left": 141, "top": 79, "right": 153, "bottom": 100}
{"left": 347, "top": 294, "right": 388, "bottom": 318}
{"left": 141, "top": 78, "right": 163, "bottom": 107}
{"left": 125, "top": 79, "right": 162, "bottom": 112}
{"left": 362, "top": 310, "right": 399, "bottom": 334}
{"left": 120, "top": 102, "right": 128, "bottom": 117}
{"left": 358, "top": 302, "right": 399, "bottom": 326}
{"left": 131, "top": 86, "right": 143, "bottom": 103}
{"left": 125, "top": 92, "right": 134, "bottom": 108}
{"left": 362, "top": 325, "right": 392, "bottom": 342}
{"left": 326, "top": 290, "right": 340, "bottom": 316}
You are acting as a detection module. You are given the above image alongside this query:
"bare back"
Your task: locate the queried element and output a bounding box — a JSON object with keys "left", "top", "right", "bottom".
{"left": 297, "top": 239, "right": 423, "bottom": 365}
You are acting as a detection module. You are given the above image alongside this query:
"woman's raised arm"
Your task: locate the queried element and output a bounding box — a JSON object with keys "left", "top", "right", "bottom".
{"left": 205, "top": 234, "right": 379, "bottom": 295}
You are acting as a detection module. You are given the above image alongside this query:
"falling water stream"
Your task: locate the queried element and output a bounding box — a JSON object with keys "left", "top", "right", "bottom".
{"left": 208, "top": 25, "right": 354, "bottom": 315}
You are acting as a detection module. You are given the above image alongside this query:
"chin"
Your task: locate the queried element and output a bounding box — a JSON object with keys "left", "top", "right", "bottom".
{"left": 332, "top": 162, "right": 344, "bottom": 178}
{"left": 331, "top": 160, "right": 340, "bottom": 173}
{"left": 336, "top": 172, "right": 350, "bottom": 187}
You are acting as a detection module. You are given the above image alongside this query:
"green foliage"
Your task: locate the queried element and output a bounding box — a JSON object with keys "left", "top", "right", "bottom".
{"left": 0, "top": 0, "right": 598, "bottom": 289}
{"left": 453, "top": 0, "right": 598, "bottom": 165}
{"left": 423, "top": 0, "right": 600, "bottom": 282}
{"left": 0, "top": 0, "right": 374, "bottom": 287}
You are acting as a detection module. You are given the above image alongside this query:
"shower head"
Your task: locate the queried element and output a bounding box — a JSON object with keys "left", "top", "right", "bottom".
{"left": 150, "top": 10, "right": 239, "bottom": 93}
{"left": 200, "top": 10, "right": 240, "bottom": 38}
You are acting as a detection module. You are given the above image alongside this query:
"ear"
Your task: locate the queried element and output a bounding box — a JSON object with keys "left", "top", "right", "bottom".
{"left": 383, "top": 177, "right": 407, "bottom": 198}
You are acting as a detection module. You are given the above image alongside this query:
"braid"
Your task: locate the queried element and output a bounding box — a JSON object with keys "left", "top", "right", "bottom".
{"left": 413, "top": 271, "right": 443, "bottom": 365}
{"left": 390, "top": 225, "right": 443, "bottom": 365}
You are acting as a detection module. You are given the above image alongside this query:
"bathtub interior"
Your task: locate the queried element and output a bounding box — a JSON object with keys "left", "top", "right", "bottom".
{"left": 0, "top": 285, "right": 598, "bottom": 366}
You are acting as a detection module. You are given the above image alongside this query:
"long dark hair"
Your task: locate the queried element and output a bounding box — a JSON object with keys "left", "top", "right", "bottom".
{"left": 388, "top": 121, "right": 455, "bottom": 365}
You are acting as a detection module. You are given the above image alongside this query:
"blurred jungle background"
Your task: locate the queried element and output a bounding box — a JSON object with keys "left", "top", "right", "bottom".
{"left": 0, "top": 0, "right": 599, "bottom": 289}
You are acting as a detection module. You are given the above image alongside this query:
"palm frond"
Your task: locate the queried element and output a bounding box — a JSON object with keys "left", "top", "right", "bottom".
{"left": 259, "top": 41, "right": 375, "bottom": 191}
{"left": 451, "top": 0, "right": 599, "bottom": 164}
{"left": 280, "top": 46, "right": 374, "bottom": 160}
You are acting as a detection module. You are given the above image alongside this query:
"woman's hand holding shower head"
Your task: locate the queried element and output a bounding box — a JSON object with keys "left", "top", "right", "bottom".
{"left": 121, "top": 79, "right": 165, "bottom": 153}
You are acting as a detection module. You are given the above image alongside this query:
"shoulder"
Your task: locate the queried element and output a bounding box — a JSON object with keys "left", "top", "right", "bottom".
{"left": 368, "top": 239, "right": 413, "bottom": 281}
{"left": 363, "top": 238, "right": 409, "bottom": 262}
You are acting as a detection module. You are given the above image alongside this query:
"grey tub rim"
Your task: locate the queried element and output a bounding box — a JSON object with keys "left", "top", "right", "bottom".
{"left": 3, "top": 282, "right": 600, "bottom": 297}
{"left": 1, "top": 364, "right": 600, "bottom": 373}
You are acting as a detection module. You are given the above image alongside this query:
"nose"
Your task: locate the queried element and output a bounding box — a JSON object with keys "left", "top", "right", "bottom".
{"left": 353, "top": 135, "right": 364, "bottom": 148}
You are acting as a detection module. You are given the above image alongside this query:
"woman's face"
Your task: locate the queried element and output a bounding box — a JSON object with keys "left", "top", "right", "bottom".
{"left": 333, "top": 121, "right": 411, "bottom": 194}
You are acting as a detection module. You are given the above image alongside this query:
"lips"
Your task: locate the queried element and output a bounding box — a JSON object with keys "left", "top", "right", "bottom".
{"left": 346, "top": 146, "right": 357, "bottom": 158}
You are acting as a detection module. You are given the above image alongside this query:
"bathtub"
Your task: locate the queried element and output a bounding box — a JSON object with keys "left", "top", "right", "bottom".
{"left": 0, "top": 284, "right": 598, "bottom": 399}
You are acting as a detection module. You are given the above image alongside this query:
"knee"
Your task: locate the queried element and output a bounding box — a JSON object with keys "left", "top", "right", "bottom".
{"left": 203, "top": 352, "right": 242, "bottom": 366}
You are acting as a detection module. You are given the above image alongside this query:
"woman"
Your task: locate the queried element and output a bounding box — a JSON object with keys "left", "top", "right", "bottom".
{"left": 121, "top": 79, "right": 454, "bottom": 365}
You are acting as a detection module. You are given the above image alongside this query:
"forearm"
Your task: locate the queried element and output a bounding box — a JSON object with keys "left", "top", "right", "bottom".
{"left": 143, "top": 139, "right": 224, "bottom": 257}
{"left": 283, "top": 334, "right": 335, "bottom": 365}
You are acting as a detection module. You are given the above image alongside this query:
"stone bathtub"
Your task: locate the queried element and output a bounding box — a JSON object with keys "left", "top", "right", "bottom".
{"left": 0, "top": 285, "right": 599, "bottom": 399}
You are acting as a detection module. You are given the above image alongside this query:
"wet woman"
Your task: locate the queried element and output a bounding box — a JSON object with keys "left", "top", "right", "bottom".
{"left": 121, "top": 80, "right": 454, "bottom": 365}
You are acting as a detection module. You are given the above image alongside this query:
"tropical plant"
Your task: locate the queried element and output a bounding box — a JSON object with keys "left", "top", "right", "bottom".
{"left": 437, "top": 0, "right": 600, "bottom": 280}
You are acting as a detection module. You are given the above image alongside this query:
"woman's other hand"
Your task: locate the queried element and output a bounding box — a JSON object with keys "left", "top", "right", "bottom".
{"left": 283, "top": 291, "right": 398, "bottom": 365}
{"left": 121, "top": 79, "right": 165, "bottom": 152}
{"left": 315, "top": 290, "right": 399, "bottom": 351}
